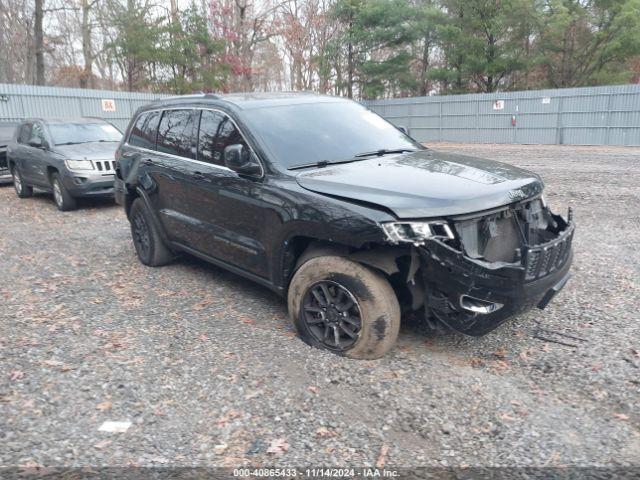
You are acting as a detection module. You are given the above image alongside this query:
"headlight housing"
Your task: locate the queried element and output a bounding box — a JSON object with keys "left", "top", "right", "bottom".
{"left": 65, "top": 159, "right": 94, "bottom": 171}
{"left": 381, "top": 221, "right": 454, "bottom": 245}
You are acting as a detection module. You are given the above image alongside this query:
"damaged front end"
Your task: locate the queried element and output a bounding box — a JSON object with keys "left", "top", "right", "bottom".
{"left": 376, "top": 196, "right": 574, "bottom": 336}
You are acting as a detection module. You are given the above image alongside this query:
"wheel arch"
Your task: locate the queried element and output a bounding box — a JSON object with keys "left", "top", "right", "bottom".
{"left": 46, "top": 165, "right": 59, "bottom": 183}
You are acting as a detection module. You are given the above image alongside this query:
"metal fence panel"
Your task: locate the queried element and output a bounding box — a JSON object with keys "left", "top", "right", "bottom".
{"left": 0, "top": 83, "right": 166, "bottom": 132}
{"left": 3, "top": 83, "right": 640, "bottom": 146}
{"left": 364, "top": 84, "right": 640, "bottom": 146}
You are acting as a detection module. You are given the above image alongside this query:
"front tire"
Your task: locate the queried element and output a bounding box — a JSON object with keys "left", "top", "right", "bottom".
{"left": 129, "top": 198, "right": 174, "bottom": 267}
{"left": 51, "top": 173, "right": 76, "bottom": 211}
{"left": 288, "top": 255, "right": 401, "bottom": 359}
{"left": 11, "top": 166, "right": 33, "bottom": 198}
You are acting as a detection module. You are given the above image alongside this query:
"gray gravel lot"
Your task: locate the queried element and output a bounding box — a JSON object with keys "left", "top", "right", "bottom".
{"left": 0, "top": 143, "right": 639, "bottom": 470}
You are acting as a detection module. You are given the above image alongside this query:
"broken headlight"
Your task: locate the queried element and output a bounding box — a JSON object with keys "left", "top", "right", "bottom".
{"left": 65, "top": 159, "right": 94, "bottom": 171}
{"left": 381, "top": 221, "right": 454, "bottom": 245}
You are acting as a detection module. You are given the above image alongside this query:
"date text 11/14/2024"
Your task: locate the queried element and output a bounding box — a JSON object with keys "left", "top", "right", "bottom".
{"left": 233, "top": 468, "right": 400, "bottom": 478}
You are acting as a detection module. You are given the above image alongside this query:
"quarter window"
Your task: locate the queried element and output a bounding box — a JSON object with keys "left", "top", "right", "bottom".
{"left": 157, "top": 109, "right": 197, "bottom": 159}
{"left": 128, "top": 111, "right": 161, "bottom": 150}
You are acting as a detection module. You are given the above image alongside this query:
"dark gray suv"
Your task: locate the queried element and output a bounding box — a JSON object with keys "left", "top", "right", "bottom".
{"left": 115, "top": 93, "right": 574, "bottom": 359}
{"left": 7, "top": 118, "right": 122, "bottom": 210}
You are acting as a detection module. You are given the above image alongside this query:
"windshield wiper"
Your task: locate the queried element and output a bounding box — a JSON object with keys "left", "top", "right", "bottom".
{"left": 354, "top": 148, "right": 418, "bottom": 158}
{"left": 288, "top": 158, "right": 362, "bottom": 171}
{"left": 288, "top": 148, "right": 420, "bottom": 171}
{"left": 56, "top": 141, "right": 86, "bottom": 146}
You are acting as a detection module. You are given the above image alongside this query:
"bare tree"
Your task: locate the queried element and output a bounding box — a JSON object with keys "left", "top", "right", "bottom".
{"left": 35, "top": 0, "right": 45, "bottom": 84}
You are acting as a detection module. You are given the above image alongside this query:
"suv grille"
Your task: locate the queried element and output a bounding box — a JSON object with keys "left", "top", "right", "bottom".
{"left": 94, "top": 160, "right": 116, "bottom": 172}
{"left": 524, "top": 229, "right": 573, "bottom": 281}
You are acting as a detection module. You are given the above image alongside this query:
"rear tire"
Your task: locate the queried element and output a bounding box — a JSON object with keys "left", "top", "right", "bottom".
{"left": 51, "top": 173, "right": 76, "bottom": 211}
{"left": 130, "top": 197, "right": 173, "bottom": 267}
{"left": 11, "top": 166, "right": 33, "bottom": 198}
{"left": 288, "top": 255, "right": 401, "bottom": 359}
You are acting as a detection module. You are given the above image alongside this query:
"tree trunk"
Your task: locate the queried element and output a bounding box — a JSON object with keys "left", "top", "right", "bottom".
{"left": 34, "top": 0, "right": 45, "bottom": 85}
{"left": 80, "top": 0, "right": 93, "bottom": 88}
{"left": 347, "top": 22, "right": 353, "bottom": 98}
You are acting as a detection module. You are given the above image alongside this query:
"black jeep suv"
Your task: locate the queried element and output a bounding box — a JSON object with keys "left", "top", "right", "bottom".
{"left": 115, "top": 93, "right": 574, "bottom": 359}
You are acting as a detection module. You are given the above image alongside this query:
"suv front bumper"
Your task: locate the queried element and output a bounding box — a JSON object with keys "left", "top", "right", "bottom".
{"left": 420, "top": 220, "right": 574, "bottom": 336}
{"left": 63, "top": 172, "right": 115, "bottom": 197}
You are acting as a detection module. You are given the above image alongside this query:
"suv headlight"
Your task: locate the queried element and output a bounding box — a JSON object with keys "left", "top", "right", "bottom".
{"left": 381, "top": 221, "right": 454, "bottom": 245}
{"left": 65, "top": 159, "right": 94, "bottom": 171}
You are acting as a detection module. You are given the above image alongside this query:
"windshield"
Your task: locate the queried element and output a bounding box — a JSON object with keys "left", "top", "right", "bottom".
{"left": 49, "top": 123, "right": 122, "bottom": 145}
{"left": 242, "top": 101, "right": 423, "bottom": 168}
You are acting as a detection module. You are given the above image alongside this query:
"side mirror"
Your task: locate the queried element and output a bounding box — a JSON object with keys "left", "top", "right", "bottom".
{"left": 223, "top": 144, "right": 261, "bottom": 176}
{"left": 397, "top": 125, "right": 410, "bottom": 137}
{"left": 29, "top": 137, "right": 46, "bottom": 149}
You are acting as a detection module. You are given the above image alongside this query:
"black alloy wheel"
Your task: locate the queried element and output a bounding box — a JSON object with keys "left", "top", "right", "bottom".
{"left": 301, "top": 280, "right": 362, "bottom": 351}
{"left": 132, "top": 210, "right": 151, "bottom": 261}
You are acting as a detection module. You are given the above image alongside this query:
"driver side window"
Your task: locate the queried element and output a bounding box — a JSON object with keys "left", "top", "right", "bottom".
{"left": 196, "top": 110, "right": 248, "bottom": 166}
{"left": 31, "top": 123, "right": 45, "bottom": 143}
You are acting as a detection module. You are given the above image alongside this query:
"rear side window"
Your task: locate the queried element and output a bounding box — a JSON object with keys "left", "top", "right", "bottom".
{"left": 157, "top": 109, "right": 197, "bottom": 159}
{"left": 18, "top": 124, "right": 32, "bottom": 144}
{"left": 128, "top": 111, "right": 161, "bottom": 150}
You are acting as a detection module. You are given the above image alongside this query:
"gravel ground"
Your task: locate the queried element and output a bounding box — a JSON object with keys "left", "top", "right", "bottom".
{"left": 0, "top": 143, "right": 639, "bottom": 471}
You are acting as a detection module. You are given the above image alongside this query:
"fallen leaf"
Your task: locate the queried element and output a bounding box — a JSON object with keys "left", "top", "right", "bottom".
{"left": 9, "top": 371, "right": 24, "bottom": 381}
{"left": 315, "top": 427, "right": 335, "bottom": 438}
{"left": 94, "top": 439, "right": 112, "bottom": 449}
{"left": 308, "top": 386, "right": 319, "bottom": 394}
{"left": 97, "top": 401, "right": 113, "bottom": 411}
{"left": 213, "top": 444, "right": 228, "bottom": 454}
{"left": 613, "top": 413, "right": 629, "bottom": 421}
{"left": 376, "top": 444, "right": 389, "bottom": 468}
{"left": 42, "top": 360, "right": 64, "bottom": 367}
{"left": 266, "top": 438, "right": 289, "bottom": 455}
{"left": 194, "top": 300, "right": 213, "bottom": 311}
{"left": 493, "top": 348, "right": 508, "bottom": 358}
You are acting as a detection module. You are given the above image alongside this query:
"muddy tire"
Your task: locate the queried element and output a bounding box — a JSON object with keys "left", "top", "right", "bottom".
{"left": 129, "top": 198, "right": 173, "bottom": 267}
{"left": 11, "top": 166, "right": 33, "bottom": 198}
{"left": 288, "top": 255, "right": 400, "bottom": 359}
{"left": 51, "top": 173, "right": 77, "bottom": 211}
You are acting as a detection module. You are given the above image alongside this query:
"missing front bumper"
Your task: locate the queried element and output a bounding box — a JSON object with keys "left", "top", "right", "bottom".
{"left": 420, "top": 219, "right": 574, "bottom": 336}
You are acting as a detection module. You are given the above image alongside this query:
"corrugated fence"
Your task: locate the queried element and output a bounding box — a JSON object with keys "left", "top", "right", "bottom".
{"left": 0, "top": 83, "right": 165, "bottom": 132}
{"left": 363, "top": 84, "right": 640, "bottom": 146}
{"left": 2, "top": 83, "right": 640, "bottom": 145}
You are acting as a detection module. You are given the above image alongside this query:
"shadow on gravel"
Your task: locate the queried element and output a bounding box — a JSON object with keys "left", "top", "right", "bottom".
{"left": 179, "top": 254, "right": 284, "bottom": 305}
{"left": 12, "top": 190, "right": 119, "bottom": 211}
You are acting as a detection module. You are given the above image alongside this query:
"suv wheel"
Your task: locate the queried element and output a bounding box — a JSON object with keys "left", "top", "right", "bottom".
{"left": 129, "top": 198, "right": 174, "bottom": 267}
{"left": 288, "top": 255, "right": 400, "bottom": 359}
{"left": 11, "top": 166, "right": 33, "bottom": 198}
{"left": 51, "top": 173, "right": 77, "bottom": 211}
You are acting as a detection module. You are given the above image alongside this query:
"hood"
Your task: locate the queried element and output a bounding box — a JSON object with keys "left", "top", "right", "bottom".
{"left": 296, "top": 150, "right": 543, "bottom": 218}
{"left": 53, "top": 141, "right": 119, "bottom": 161}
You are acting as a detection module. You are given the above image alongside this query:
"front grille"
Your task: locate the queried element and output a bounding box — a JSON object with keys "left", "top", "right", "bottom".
{"left": 94, "top": 160, "right": 116, "bottom": 172}
{"left": 524, "top": 229, "right": 573, "bottom": 281}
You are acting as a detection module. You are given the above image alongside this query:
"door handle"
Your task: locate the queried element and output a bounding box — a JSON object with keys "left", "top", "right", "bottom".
{"left": 142, "top": 158, "right": 154, "bottom": 165}
{"left": 192, "top": 171, "right": 205, "bottom": 180}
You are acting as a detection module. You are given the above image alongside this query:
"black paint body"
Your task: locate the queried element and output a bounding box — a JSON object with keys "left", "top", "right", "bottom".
{"left": 115, "top": 93, "right": 574, "bottom": 336}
